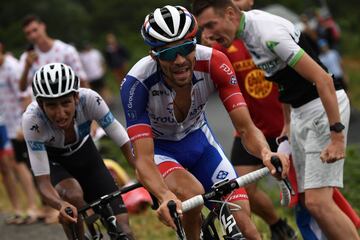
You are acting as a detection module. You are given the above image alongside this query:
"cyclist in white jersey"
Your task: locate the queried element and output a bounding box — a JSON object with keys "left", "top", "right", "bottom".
{"left": 19, "top": 14, "right": 89, "bottom": 95}
{"left": 193, "top": 0, "right": 358, "bottom": 239}
{"left": 22, "top": 63, "right": 134, "bottom": 239}
{"left": 121, "top": 5, "right": 289, "bottom": 240}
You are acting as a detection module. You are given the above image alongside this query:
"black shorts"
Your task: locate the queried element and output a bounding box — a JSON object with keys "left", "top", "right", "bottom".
{"left": 10, "top": 139, "right": 31, "bottom": 166}
{"left": 230, "top": 137, "right": 278, "bottom": 166}
{"left": 48, "top": 137, "right": 126, "bottom": 214}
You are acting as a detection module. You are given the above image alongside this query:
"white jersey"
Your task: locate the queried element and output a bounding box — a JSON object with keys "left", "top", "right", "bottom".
{"left": 79, "top": 48, "right": 105, "bottom": 81}
{"left": 0, "top": 54, "right": 23, "bottom": 138}
{"left": 238, "top": 10, "right": 303, "bottom": 77}
{"left": 19, "top": 40, "right": 87, "bottom": 84}
{"left": 22, "top": 88, "right": 129, "bottom": 176}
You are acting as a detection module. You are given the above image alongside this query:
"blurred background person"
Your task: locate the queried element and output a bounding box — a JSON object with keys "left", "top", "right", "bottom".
{"left": 80, "top": 42, "right": 112, "bottom": 104}
{"left": 19, "top": 14, "right": 88, "bottom": 97}
{"left": 104, "top": 33, "right": 130, "bottom": 84}
{"left": 318, "top": 38, "right": 349, "bottom": 94}
{"left": 0, "top": 40, "right": 43, "bottom": 225}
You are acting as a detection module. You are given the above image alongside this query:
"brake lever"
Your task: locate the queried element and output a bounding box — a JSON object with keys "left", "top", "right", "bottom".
{"left": 282, "top": 178, "right": 296, "bottom": 196}
{"left": 270, "top": 156, "right": 295, "bottom": 196}
{"left": 168, "top": 200, "right": 187, "bottom": 240}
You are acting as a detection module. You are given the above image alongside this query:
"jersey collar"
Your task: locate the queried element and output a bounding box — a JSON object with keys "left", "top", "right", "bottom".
{"left": 236, "top": 12, "right": 246, "bottom": 38}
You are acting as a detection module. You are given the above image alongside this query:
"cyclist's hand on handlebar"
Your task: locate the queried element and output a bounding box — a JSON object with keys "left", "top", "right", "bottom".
{"left": 262, "top": 149, "right": 289, "bottom": 179}
{"left": 156, "top": 191, "right": 182, "bottom": 230}
{"left": 59, "top": 202, "right": 78, "bottom": 224}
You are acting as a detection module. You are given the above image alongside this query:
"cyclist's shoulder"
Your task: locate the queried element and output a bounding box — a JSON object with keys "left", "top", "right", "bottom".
{"left": 122, "top": 56, "right": 159, "bottom": 89}
{"left": 22, "top": 102, "right": 47, "bottom": 128}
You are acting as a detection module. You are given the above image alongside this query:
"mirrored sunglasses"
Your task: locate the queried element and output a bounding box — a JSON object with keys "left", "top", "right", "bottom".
{"left": 152, "top": 39, "right": 197, "bottom": 61}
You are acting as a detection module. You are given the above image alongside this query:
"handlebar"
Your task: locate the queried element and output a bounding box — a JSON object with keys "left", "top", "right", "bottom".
{"left": 182, "top": 156, "right": 293, "bottom": 212}
{"left": 78, "top": 182, "right": 143, "bottom": 213}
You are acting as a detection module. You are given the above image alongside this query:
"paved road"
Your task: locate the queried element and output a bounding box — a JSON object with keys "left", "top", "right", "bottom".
{"left": 1, "top": 94, "right": 359, "bottom": 239}
{"left": 0, "top": 213, "right": 65, "bottom": 240}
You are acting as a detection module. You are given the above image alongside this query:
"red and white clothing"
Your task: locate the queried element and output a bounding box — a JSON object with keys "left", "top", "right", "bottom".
{"left": 214, "top": 39, "right": 283, "bottom": 138}
{"left": 19, "top": 40, "right": 87, "bottom": 94}
{"left": 0, "top": 54, "right": 23, "bottom": 139}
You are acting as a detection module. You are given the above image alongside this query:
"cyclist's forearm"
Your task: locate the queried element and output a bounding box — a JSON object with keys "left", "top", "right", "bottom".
{"left": 134, "top": 159, "right": 172, "bottom": 203}
{"left": 35, "top": 175, "right": 65, "bottom": 210}
{"left": 242, "top": 126, "right": 270, "bottom": 159}
{"left": 229, "top": 107, "right": 270, "bottom": 159}
{"left": 316, "top": 76, "right": 341, "bottom": 125}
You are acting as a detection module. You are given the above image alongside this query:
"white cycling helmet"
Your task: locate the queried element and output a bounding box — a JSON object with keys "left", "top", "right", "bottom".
{"left": 32, "top": 63, "right": 79, "bottom": 99}
{"left": 141, "top": 5, "right": 198, "bottom": 48}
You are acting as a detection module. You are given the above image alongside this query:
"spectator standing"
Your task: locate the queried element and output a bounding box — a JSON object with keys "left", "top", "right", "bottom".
{"left": 104, "top": 33, "right": 130, "bottom": 84}
{"left": 318, "top": 39, "right": 348, "bottom": 93}
{"left": 80, "top": 42, "right": 112, "bottom": 104}
{"left": 0, "top": 41, "right": 42, "bottom": 224}
{"left": 19, "top": 14, "right": 88, "bottom": 95}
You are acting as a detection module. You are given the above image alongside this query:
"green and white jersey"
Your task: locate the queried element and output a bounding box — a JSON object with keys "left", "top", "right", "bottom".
{"left": 238, "top": 10, "right": 342, "bottom": 107}
{"left": 238, "top": 10, "right": 303, "bottom": 77}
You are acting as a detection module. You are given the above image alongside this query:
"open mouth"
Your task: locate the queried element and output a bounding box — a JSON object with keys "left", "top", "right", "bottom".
{"left": 56, "top": 119, "right": 68, "bottom": 128}
{"left": 173, "top": 67, "right": 190, "bottom": 78}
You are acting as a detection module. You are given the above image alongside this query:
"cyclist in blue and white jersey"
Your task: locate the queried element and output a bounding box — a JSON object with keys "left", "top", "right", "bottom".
{"left": 22, "top": 63, "right": 134, "bottom": 239}
{"left": 193, "top": 0, "right": 358, "bottom": 239}
{"left": 121, "top": 5, "right": 289, "bottom": 240}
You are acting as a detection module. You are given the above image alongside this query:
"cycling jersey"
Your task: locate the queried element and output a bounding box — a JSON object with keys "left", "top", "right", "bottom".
{"left": 22, "top": 88, "right": 129, "bottom": 176}
{"left": 121, "top": 44, "right": 246, "bottom": 142}
{"left": 238, "top": 10, "right": 343, "bottom": 107}
{"left": 214, "top": 39, "right": 283, "bottom": 138}
{"left": 19, "top": 40, "right": 87, "bottom": 87}
{"left": 121, "top": 45, "right": 249, "bottom": 202}
{"left": 0, "top": 54, "right": 23, "bottom": 138}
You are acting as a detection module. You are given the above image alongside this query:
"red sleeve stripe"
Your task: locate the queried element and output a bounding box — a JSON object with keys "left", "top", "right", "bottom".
{"left": 127, "top": 124, "right": 153, "bottom": 142}
{"left": 194, "top": 60, "right": 209, "bottom": 73}
{"left": 222, "top": 92, "right": 242, "bottom": 103}
{"left": 222, "top": 93, "right": 247, "bottom": 112}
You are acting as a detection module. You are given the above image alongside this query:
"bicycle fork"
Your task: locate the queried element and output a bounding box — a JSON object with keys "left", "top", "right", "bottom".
{"left": 98, "top": 204, "right": 129, "bottom": 240}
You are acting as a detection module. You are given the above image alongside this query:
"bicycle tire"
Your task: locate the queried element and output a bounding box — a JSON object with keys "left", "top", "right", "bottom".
{"left": 104, "top": 159, "right": 130, "bottom": 186}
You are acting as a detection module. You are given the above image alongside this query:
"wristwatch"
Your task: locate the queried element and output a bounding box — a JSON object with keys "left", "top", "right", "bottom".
{"left": 329, "top": 122, "right": 345, "bottom": 133}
